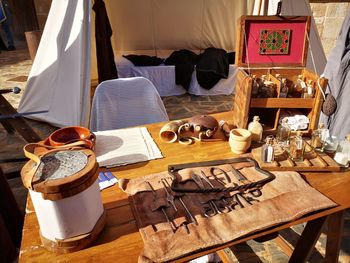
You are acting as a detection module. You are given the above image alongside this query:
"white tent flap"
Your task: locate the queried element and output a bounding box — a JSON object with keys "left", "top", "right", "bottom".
{"left": 18, "top": 0, "right": 91, "bottom": 128}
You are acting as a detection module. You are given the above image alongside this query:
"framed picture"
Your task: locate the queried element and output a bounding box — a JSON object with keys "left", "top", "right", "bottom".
{"left": 0, "top": 0, "right": 7, "bottom": 24}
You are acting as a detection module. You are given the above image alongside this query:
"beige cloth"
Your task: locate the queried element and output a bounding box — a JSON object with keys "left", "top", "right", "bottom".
{"left": 95, "top": 127, "right": 163, "bottom": 167}
{"left": 120, "top": 162, "right": 336, "bottom": 263}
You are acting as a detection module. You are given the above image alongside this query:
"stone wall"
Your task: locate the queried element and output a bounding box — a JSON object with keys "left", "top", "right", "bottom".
{"left": 310, "top": 2, "right": 350, "bottom": 57}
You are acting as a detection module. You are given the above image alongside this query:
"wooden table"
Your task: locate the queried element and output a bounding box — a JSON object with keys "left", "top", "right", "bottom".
{"left": 19, "top": 111, "right": 349, "bottom": 262}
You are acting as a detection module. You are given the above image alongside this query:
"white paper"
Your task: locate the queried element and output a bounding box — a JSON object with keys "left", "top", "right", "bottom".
{"left": 94, "top": 127, "right": 163, "bottom": 167}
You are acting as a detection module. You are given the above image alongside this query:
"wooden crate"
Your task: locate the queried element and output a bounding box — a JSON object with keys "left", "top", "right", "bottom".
{"left": 232, "top": 16, "right": 327, "bottom": 135}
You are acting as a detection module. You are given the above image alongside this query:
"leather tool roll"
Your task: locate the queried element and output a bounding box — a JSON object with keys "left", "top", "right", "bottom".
{"left": 119, "top": 158, "right": 337, "bottom": 263}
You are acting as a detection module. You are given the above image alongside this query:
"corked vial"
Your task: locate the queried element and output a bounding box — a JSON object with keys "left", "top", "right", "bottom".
{"left": 21, "top": 148, "right": 106, "bottom": 253}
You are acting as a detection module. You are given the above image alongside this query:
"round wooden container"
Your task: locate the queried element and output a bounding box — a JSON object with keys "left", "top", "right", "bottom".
{"left": 21, "top": 148, "right": 106, "bottom": 253}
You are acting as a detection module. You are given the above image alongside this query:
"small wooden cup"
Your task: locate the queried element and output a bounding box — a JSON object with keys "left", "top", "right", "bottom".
{"left": 229, "top": 128, "right": 252, "bottom": 154}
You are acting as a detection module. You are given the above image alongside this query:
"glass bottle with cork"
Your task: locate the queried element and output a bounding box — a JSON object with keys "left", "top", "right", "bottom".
{"left": 261, "top": 136, "right": 274, "bottom": 163}
{"left": 279, "top": 78, "right": 289, "bottom": 98}
{"left": 302, "top": 80, "right": 315, "bottom": 98}
{"left": 289, "top": 131, "right": 305, "bottom": 161}
{"left": 334, "top": 134, "right": 350, "bottom": 166}
{"left": 311, "top": 123, "right": 328, "bottom": 152}
{"left": 259, "top": 75, "right": 277, "bottom": 98}
{"left": 248, "top": 116, "right": 263, "bottom": 142}
{"left": 276, "top": 118, "right": 291, "bottom": 145}
{"left": 251, "top": 74, "right": 259, "bottom": 98}
{"left": 293, "top": 75, "right": 306, "bottom": 98}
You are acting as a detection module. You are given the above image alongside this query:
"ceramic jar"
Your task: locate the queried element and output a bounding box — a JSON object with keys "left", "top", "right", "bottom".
{"left": 229, "top": 128, "right": 252, "bottom": 154}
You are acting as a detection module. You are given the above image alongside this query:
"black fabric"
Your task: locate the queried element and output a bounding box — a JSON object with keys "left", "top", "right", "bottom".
{"left": 123, "top": 54, "right": 164, "bottom": 66}
{"left": 196, "top": 48, "right": 229, "bottom": 90}
{"left": 0, "top": 35, "right": 6, "bottom": 51}
{"left": 164, "top": 49, "right": 199, "bottom": 90}
{"left": 93, "top": 0, "right": 118, "bottom": 83}
{"left": 227, "top": 52, "right": 236, "bottom": 65}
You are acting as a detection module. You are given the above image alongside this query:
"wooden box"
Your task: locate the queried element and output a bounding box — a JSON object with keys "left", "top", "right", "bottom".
{"left": 233, "top": 16, "right": 327, "bottom": 135}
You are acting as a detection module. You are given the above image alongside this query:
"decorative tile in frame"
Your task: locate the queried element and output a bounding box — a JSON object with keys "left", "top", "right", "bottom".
{"left": 259, "top": 29, "right": 291, "bottom": 55}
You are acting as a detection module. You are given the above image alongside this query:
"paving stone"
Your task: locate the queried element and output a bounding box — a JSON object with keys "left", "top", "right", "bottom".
{"left": 209, "top": 95, "right": 233, "bottom": 102}
{"left": 217, "top": 105, "right": 229, "bottom": 112}
{"left": 190, "top": 95, "right": 210, "bottom": 102}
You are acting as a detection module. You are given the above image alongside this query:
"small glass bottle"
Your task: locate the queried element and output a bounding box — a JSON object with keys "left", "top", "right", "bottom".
{"left": 248, "top": 116, "right": 263, "bottom": 142}
{"left": 275, "top": 74, "right": 282, "bottom": 85}
{"left": 261, "top": 136, "right": 274, "bottom": 163}
{"left": 251, "top": 74, "right": 259, "bottom": 98}
{"left": 259, "top": 75, "right": 277, "bottom": 98}
{"left": 302, "top": 80, "right": 314, "bottom": 98}
{"left": 334, "top": 134, "right": 350, "bottom": 166}
{"left": 311, "top": 123, "right": 327, "bottom": 152}
{"left": 255, "top": 75, "right": 266, "bottom": 98}
{"left": 276, "top": 118, "right": 291, "bottom": 144}
{"left": 293, "top": 75, "right": 306, "bottom": 98}
{"left": 279, "top": 78, "right": 289, "bottom": 98}
{"left": 289, "top": 131, "right": 305, "bottom": 161}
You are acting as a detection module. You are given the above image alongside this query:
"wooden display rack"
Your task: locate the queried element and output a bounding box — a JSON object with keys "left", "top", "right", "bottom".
{"left": 251, "top": 142, "right": 342, "bottom": 172}
{"left": 232, "top": 16, "right": 327, "bottom": 136}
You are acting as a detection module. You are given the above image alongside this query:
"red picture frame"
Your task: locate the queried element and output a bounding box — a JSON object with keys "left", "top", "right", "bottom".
{"left": 235, "top": 16, "right": 311, "bottom": 68}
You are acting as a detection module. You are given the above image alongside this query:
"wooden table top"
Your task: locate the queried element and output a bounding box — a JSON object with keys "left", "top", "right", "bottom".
{"left": 19, "top": 111, "right": 350, "bottom": 262}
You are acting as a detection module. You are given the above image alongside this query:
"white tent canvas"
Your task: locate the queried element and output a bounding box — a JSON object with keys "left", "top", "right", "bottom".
{"left": 18, "top": 0, "right": 326, "bottom": 128}
{"left": 18, "top": 0, "right": 91, "bottom": 127}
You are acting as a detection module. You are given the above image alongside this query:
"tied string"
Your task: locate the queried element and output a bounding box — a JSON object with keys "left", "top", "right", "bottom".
{"left": 305, "top": 30, "right": 326, "bottom": 100}
{"left": 243, "top": 27, "right": 251, "bottom": 76}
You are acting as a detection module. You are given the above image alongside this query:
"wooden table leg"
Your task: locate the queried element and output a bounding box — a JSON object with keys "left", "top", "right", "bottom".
{"left": 289, "top": 216, "right": 327, "bottom": 263}
{"left": 325, "top": 211, "right": 345, "bottom": 263}
{"left": 217, "top": 248, "right": 235, "bottom": 263}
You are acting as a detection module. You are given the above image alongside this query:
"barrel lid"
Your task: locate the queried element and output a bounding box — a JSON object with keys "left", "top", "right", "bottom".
{"left": 21, "top": 149, "right": 98, "bottom": 200}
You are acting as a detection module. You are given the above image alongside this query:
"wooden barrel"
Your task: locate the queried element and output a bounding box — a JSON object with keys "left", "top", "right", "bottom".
{"left": 21, "top": 148, "right": 106, "bottom": 253}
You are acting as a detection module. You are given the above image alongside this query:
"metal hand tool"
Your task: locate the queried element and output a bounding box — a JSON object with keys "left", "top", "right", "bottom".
{"left": 192, "top": 173, "right": 222, "bottom": 217}
{"left": 230, "top": 165, "right": 262, "bottom": 198}
{"left": 199, "top": 171, "right": 231, "bottom": 213}
{"left": 163, "top": 178, "right": 198, "bottom": 226}
{"left": 145, "top": 181, "right": 177, "bottom": 232}
{"left": 160, "top": 179, "right": 177, "bottom": 211}
{"left": 210, "top": 167, "right": 231, "bottom": 184}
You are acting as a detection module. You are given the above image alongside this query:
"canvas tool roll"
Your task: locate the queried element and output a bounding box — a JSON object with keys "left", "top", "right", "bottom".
{"left": 21, "top": 140, "right": 106, "bottom": 253}
{"left": 119, "top": 158, "right": 337, "bottom": 263}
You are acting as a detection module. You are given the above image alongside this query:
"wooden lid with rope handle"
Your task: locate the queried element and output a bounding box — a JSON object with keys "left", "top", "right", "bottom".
{"left": 21, "top": 141, "right": 99, "bottom": 201}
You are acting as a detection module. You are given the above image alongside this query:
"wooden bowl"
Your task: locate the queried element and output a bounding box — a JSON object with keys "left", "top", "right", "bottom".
{"left": 229, "top": 128, "right": 252, "bottom": 154}
{"left": 49, "top": 126, "right": 94, "bottom": 148}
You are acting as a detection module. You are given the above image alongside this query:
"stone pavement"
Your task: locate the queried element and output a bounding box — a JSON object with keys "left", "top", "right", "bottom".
{"left": 1, "top": 44, "right": 349, "bottom": 262}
